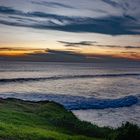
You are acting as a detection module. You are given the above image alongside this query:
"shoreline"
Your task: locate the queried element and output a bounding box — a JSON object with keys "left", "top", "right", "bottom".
{"left": 0, "top": 93, "right": 139, "bottom": 128}
{"left": 0, "top": 93, "right": 138, "bottom": 110}
{"left": 0, "top": 94, "right": 140, "bottom": 128}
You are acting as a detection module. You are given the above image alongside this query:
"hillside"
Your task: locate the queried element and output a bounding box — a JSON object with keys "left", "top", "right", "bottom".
{"left": 0, "top": 98, "right": 139, "bottom": 140}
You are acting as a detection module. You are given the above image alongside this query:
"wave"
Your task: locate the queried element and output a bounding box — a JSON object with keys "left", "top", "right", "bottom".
{"left": 0, "top": 93, "right": 139, "bottom": 110}
{"left": 0, "top": 73, "right": 140, "bottom": 83}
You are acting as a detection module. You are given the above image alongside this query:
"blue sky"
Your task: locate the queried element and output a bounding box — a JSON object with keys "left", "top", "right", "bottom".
{"left": 0, "top": 0, "right": 140, "bottom": 61}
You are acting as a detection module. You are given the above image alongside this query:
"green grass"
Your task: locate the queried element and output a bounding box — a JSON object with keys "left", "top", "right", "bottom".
{"left": 0, "top": 98, "right": 139, "bottom": 140}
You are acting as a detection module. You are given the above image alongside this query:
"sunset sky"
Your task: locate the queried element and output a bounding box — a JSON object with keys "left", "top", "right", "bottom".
{"left": 0, "top": 0, "right": 140, "bottom": 62}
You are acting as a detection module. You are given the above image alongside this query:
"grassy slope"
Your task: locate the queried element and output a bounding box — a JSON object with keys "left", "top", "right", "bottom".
{"left": 0, "top": 98, "right": 139, "bottom": 140}
{"left": 0, "top": 98, "right": 107, "bottom": 140}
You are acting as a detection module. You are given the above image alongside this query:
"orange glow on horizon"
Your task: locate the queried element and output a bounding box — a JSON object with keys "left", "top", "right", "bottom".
{"left": 0, "top": 49, "right": 46, "bottom": 57}
{"left": 0, "top": 51, "right": 28, "bottom": 56}
{"left": 0, "top": 46, "right": 139, "bottom": 61}
{"left": 66, "top": 46, "right": 140, "bottom": 61}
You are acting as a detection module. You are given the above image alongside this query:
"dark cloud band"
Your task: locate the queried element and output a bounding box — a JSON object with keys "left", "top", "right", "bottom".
{"left": 0, "top": 6, "right": 140, "bottom": 35}
{"left": 58, "top": 41, "right": 97, "bottom": 47}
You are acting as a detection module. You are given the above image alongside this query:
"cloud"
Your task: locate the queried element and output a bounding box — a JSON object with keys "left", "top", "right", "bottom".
{"left": 123, "top": 15, "right": 136, "bottom": 21}
{"left": 0, "top": 6, "right": 71, "bottom": 21}
{"left": 102, "top": 0, "right": 120, "bottom": 8}
{"left": 58, "top": 41, "right": 97, "bottom": 47}
{"left": 0, "top": 5, "right": 140, "bottom": 35}
{"left": 0, "top": 47, "right": 44, "bottom": 51}
{"left": 31, "top": 1, "right": 75, "bottom": 9}
{"left": 0, "top": 47, "right": 46, "bottom": 56}
{"left": 0, "top": 6, "right": 21, "bottom": 15}
{"left": 102, "top": 0, "right": 130, "bottom": 11}
{"left": 0, "top": 49, "right": 89, "bottom": 62}
{"left": 124, "top": 46, "right": 140, "bottom": 49}
{"left": 96, "top": 44, "right": 140, "bottom": 49}
{"left": 58, "top": 41, "right": 140, "bottom": 49}
{"left": 120, "top": 51, "right": 140, "bottom": 60}
{"left": 0, "top": 48, "right": 139, "bottom": 62}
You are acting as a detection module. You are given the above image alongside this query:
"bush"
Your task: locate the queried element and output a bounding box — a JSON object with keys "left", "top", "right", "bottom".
{"left": 107, "top": 122, "right": 140, "bottom": 140}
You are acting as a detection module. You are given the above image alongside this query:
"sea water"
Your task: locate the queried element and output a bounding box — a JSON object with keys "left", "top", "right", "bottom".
{"left": 0, "top": 61, "right": 140, "bottom": 127}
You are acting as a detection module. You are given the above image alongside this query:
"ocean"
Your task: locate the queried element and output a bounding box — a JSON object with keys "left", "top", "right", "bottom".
{"left": 0, "top": 61, "right": 140, "bottom": 127}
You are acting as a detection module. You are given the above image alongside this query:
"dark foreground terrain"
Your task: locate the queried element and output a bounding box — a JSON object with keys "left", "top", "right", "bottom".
{"left": 0, "top": 98, "right": 139, "bottom": 140}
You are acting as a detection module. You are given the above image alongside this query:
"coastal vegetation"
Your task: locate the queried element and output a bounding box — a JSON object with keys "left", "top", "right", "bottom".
{"left": 0, "top": 98, "right": 139, "bottom": 140}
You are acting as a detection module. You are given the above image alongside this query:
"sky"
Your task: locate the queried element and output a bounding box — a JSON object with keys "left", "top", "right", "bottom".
{"left": 0, "top": 0, "right": 140, "bottom": 62}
